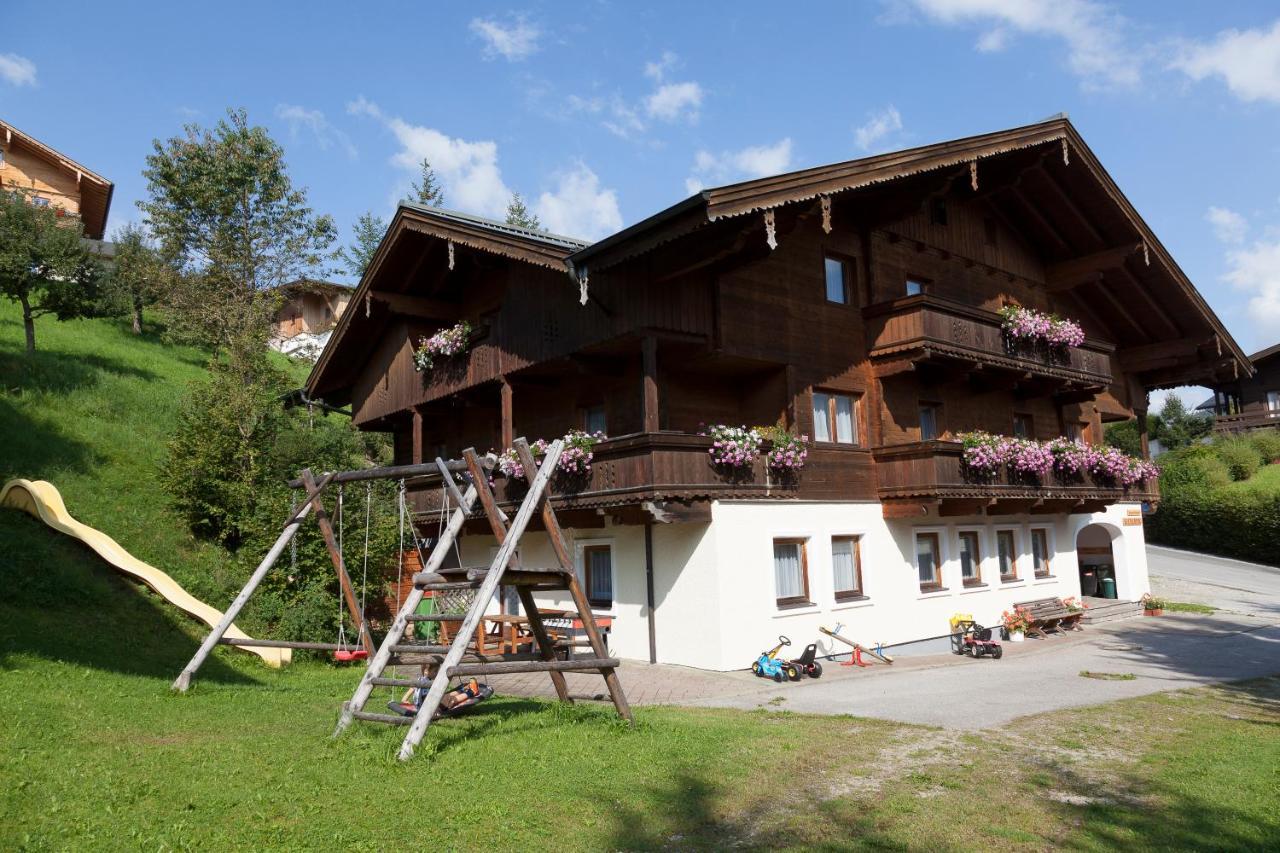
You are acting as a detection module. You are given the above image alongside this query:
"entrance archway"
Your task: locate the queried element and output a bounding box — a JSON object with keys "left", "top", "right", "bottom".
{"left": 1076, "top": 523, "right": 1122, "bottom": 601}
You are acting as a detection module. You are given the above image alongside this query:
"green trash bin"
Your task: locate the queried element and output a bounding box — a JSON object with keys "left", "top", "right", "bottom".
{"left": 415, "top": 593, "right": 437, "bottom": 642}
{"left": 1099, "top": 577, "right": 1117, "bottom": 600}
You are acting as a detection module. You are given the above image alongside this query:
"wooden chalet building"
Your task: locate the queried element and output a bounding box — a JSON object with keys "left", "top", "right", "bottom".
{"left": 0, "top": 117, "right": 114, "bottom": 240}
{"left": 307, "top": 116, "right": 1249, "bottom": 669}
{"left": 1201, "top": 343, "right": 1280, "bottom": 435}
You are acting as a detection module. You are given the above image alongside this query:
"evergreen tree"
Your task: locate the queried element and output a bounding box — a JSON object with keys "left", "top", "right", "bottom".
{"left": 0, "top": 188, "right": 103, "bottom": 354}
{"left": 409, "top": 158, "right": 445, "bottom": 207}
{"left": 1150, "top": 395, "right": 1212, "bottom": 451}
{"left": 336, "top": 211, "right": 386, "bottom": 279}
{"left": 505, "top": 192, "right": 541, "bottom": 229}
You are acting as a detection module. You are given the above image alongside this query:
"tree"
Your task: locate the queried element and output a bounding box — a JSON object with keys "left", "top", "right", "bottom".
{"left": 107, "top": 223, "right": 169, "bottom": 334}
{"left": 1150, "top": 395, "right": 1212, "bottom": 451}
{"left": 138, "top": 108, "right": 336, "bottom": 352}
{"left": 409, "top": 158, "right": 445, "bottom": 207}
{"left": 505, "top": 192, "right": 541, "bottom": 229}
{"left": 0, "top": 189, "right": 103, "bottom": 354}
{"left": 335, "top": 211, "right": 386, "bottom": 279}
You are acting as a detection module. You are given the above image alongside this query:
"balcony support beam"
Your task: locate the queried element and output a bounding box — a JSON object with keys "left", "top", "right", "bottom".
{"left": 642, "top": 336, "right": 660, "bottom": 433}
{"left": 1044, "top": 244, "right": 1143, "bottom": 291}
{"left": 499, "top": 377, "right": 513, "bottom": 450}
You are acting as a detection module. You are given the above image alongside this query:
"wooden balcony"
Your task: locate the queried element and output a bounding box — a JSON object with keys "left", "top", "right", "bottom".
{"left": 412, "top": 432, "right": 876, "bottom": 524}
{"left": 863, "top": 295, "right": 1114, "bottom": 389}
{"left": 1212, "top": 410, "right": 1280, "bottom": 435}
{"left": 873, "top": 440, "right": 1158, "bottom": 517}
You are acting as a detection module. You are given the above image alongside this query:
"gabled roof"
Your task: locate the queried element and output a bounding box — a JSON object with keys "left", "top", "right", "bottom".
{"left": 402, "top": 203, "right": 589, "bottom": 252}
{"left": 0, "top": 117, "right": 114, "bottom": 240}
{"left": 1249, "top": 342, "right": 1280, "bottom": 366}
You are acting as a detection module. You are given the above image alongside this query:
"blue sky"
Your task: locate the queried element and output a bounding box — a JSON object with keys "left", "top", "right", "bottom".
{"left": 3, "top": 1, "right": 1279, "bottom": 400}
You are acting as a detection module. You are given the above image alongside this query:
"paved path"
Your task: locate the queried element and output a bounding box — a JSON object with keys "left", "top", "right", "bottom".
{"left": 1147, "top": 544, "right": 1280, "bottom": 617}
{"left": 485, "top": 545, "right": 1279, "bottom": 727}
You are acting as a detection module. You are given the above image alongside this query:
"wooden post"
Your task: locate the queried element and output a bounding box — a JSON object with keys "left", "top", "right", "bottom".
{"left": 644, "top": 521, "right": 657, "bottom": 665}
{"left": 398, "top": 439, "right": 565, "bottom": 761}
{"left": 462, "top": 448, "right": 572, "bottom": 704}
{"left": 334, "top": 481, "right": 479, "bottom": 736}
{"left": 412, "top": 408, "right": 424, "bottom": 464}
{"left": 641, "top": 336, "right": 659, "bottom": 433}
{"left": 514, "top": 442, "right": 634, "bottom": 725}
{"left": 172, "top": 474, "right": 331, "bottom": 691}
{"left": 499, "top": 377, "right": 513, "bottom": 450}
{"left": 1137, "top": 407, "right": 1150, "bottom": 460}
{"left": 301, "top": 468, "right": 374, "bottom": 657}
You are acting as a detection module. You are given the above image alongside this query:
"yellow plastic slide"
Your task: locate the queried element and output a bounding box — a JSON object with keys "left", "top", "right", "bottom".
{"left": 1, "top": 479, "right": 290, "bottom": 667}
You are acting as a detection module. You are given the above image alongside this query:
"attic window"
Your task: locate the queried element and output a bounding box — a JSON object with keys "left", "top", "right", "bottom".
{"left": 929, "top": 198, "right": 948, "bottom": 226}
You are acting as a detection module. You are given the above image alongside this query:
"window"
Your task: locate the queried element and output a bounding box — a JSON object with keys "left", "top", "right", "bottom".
{"left": 1065, "top": 421, "right": 1086, "bottom": 445}
{"left": 773, "top": 539, "right": 810, "bottom": 606}
{"left": 1268, "top": 391, "right": 1280, "bottom": 413}
{"left": 957, "top": 531, "right": 982, "bottom": 586}
{"left": 812, "top": 391, "right": 860, "bottom": 444}
{"left": 33, "top": 196, "right": 49, "bottom": 207}
{"left": 583, "top": 403, "right": 607, "bottom": 435}
{"left": 905, "top": 278, "right": 926, "bottom": 296}
{"left": 919, "top": 403, "right": 941, "bottom": 441}
{"left": 1031, "top": 529, "right": 1051, "bottom": 578}
{"left": 0, "top": 147, "right": 5, "bottom": 168}
{"left": 930, "top": 197, "right": 948, "bottom": 226}
{"left": 916, "top": 532, "right": 942, "bottom": 591}
{"left": 1013, "top": 413, "right": 1034, "bottom": 439}
{"left": 824, "top": 256, "right": 849, "bottom": 304}
{"left": 583, "top": 545, "right": 614, "bottom": 609}
{"left": 831, "top": 536, "right": 863, "bottom": 600}
{"left": 997, "top": 530, "right": 1018, "bottom": 581}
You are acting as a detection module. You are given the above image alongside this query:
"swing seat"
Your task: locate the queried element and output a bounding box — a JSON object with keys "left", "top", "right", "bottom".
{"left": 334, "top": 649, "right": 369, "bottom": 662}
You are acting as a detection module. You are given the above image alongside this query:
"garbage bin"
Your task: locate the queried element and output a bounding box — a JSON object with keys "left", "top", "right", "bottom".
{"left": 1081, "top": 569, "right": 1099, "bottom": 597}
{"left": 414, "top": 592, "right": 437, "bottom": 642}
{"left": 1099, "top": 577, "right": 1117, "bottom": 600}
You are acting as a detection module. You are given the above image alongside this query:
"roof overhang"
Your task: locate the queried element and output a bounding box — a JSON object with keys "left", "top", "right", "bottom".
{"left": 0, "top": 118, "right": 114, "bottom": 240}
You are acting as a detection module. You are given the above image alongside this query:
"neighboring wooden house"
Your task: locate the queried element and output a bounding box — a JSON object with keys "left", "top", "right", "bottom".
{"left": 270, "top": 279, "right": 353, "bottom": 359}
{"left": 0, "top": 118, "right": 113, "bottom": 240}
{"left": 1202, "top": 343, "right": 1280, "bottom": 434}
{"left": 305, "top": 116, "right": 1248, "bottom": 669}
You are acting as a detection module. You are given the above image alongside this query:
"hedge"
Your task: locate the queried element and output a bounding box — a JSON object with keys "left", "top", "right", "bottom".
{"left": 1147, "top": 483, "right": 1280, "bottom": 567}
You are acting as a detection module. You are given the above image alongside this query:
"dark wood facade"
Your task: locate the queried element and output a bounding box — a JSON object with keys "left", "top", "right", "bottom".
{"left": 308, "top": 118, "right": 1249, "bottom": 522}
{"left": 1206, "top": 344, "right": 1280, "bottom": 434}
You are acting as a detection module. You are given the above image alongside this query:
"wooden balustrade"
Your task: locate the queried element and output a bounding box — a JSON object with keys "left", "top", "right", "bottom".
{"left": 863, "top": 294, "right": 1114, "bottom": 387}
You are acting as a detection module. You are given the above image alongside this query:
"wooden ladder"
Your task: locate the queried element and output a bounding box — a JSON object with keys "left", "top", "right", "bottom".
{"left": 333, "top": 437, "right": 633, "bottom": 761}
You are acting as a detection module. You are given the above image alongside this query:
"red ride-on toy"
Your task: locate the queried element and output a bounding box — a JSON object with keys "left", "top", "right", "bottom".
{"left": 785, "top": 642, "right": 824, "bottom": 679}
{"left": 950, "top": 619, "right": 1003, "bottom": 659}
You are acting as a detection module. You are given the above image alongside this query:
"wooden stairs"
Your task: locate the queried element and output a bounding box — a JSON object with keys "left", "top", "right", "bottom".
{"left": 332, "top": 438, "right": 632, "bottom": 760}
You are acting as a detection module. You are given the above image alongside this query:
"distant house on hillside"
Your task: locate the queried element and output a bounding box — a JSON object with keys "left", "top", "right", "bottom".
{"left": 0, "top": 118, "right": 114, "bottom": 241}
{"left": 270, "top": 279, "right": 354, "bottom": 360}
{"left": 1199, "top": 343, "right": 1280, "bottom": 434}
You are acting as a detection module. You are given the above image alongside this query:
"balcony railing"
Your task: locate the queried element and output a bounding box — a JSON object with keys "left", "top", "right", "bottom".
{"left": 863, "top": 295, "right": 1114, "bottom": 388}
{"left": 873, "top": 440, "right": 1158, "bottom": 510}
{"left": 1212, "top": 410, "right": 1280, "bottom": 434}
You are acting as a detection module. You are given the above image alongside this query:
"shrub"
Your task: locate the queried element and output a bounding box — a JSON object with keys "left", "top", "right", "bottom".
{"left": 1216, "top": 437, "right": 1263, "bottom": 481}
{"left": 1249, "top": 430, "right": 1280, "bottom": 464}
{"left": 1147, "top": 487, "right": 1280, "bottom": 567}
{"left": 1157, "top": 447, "right": 1231, "bottom": 493}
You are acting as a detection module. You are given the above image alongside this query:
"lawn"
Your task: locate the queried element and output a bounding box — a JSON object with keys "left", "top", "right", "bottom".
{"left": 1224, "top": 461, "right": 1280, "bottom": 495}
{"left": 2, "top": 526, "right": 1278, "bottom": 849}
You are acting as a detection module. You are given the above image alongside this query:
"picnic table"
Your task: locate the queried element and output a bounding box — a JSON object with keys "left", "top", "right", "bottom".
{"left": 438, "top": 613, "right": 535, "bottom": 655}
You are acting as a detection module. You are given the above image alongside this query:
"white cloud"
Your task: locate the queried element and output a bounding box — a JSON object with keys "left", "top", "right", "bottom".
{"left": 275, "top": 104, "right": 357, "bottom": 159}
{"left": 894, "top": 0, "right": 1140, "bottom": 88}
{"left": 644, "top": 51, "right": 679, "bottom": 81}
{"left": 645, "top": 81, "right": 704, "bottom": 122}
{"left": 348, "top": 96, "right": 511, "bottom": 218}
{"left": 1171, "top": 20, "right": 1280, "bottom": 104}
{"left": 0, "top": 53, "right": 36, "bottom": 86}
{"left": 566, "top": 93, "right": 646, "bottom": 139}
{"left": 1206, "top": 206, "right": 1248, "bottom": 245}
{"left": 534, "top": 162, "right": 623, "bottom": 240}
{"left": 853, "top": 105, "right": 904, "bottom": 152}
{"left": 470, "top": 15, "right": 541, "bottom": 62}
{"left": 684, "top": 139, "right": 793, "bottom": 194}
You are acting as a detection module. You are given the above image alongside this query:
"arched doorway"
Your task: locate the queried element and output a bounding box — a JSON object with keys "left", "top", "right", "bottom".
{"left": 1076, "top": 523, "right": 1121, "bottom": 601}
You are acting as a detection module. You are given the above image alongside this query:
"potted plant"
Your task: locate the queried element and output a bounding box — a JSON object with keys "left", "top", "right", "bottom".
{"left": 413, "top": 320, "right": 473, "bottom": 372}
{"left": 1141, "top": 593, "right": 1165, "bottom": 617}
{"left": 1001, "top": 607, "right": 1033, "bottom": 642}
{"left": 1062, "top": 596, "right": 1087, "bottom": 614}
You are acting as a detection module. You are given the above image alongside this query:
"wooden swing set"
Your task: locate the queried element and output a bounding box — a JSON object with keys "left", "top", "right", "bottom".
{"left": 172, "top": 437, "right": 632, "bottom": 761}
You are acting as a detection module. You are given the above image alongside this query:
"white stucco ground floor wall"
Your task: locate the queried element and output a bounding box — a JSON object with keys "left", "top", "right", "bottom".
{"left": 456, "top": 501, "right": 1150, "bottom": 672}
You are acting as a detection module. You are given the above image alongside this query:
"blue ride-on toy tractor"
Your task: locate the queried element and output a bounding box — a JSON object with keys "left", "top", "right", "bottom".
{"left": 751, "top": 635, "right": 800, "bottom": 682}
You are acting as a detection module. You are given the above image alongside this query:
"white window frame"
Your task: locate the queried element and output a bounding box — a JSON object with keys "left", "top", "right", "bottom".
{"left": 574, "top": 538, "right": 615, "bottom": 612}
{"left": 1029, "top": 526, "right": 1054, "bottom": 579}
{"left": 955, "top": 528, "right": 985, "bottom": 587}
{"left": 994, "top": 526, "right": 1022, "bottom": 583}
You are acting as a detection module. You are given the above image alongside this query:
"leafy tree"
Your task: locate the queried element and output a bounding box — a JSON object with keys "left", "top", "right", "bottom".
{"left": 106, "top": 223, "right": 170, "bottom": 334}
{"left": 336, "top": 211, "right": 386, "bottom": 279}
{"left": 409, "top": 158, "right": 445, "bottom": 207}
{"left": 1104, "top": 419, "right": 1144, "bottom": 457}
{"left": 505, "top": 192, "right": 541, "bottom": 229}
{"left": 138, "top": 108, "right": 336, "bottom": 352}
{"left": 0, "top": 188, "right": 104, "bottom": 354}
{"left": 1150, "top": 395, "right": 1211, "bottom": 451}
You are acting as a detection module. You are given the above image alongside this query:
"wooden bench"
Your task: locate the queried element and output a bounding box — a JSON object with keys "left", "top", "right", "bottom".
{"left": 1012, "top": 597, "right": 1084, "bottom": 637}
